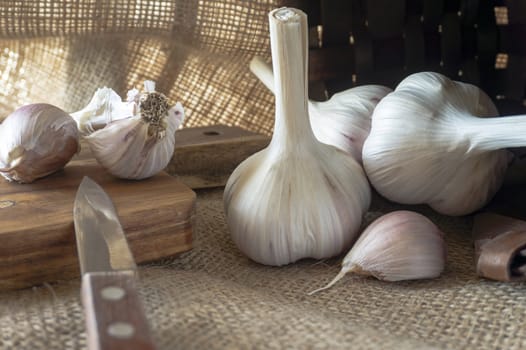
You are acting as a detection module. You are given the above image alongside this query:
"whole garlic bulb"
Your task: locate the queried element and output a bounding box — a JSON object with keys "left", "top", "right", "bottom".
{"left": 309, "top": 211, "right": 447, "bottom": 294}
{"left": 362, "top": 72, "right": 514, "bottom": 216}
{"left": 0, "top": 103, "right": 80, "bottom": 183}
{"left": 223, "top": 8, "right": 371, "bottom": 266}
{"left": 75, "top": 81, "right": 184, "bottom": 180}
{"left": 249, "top": 56, "right": 391, "bottom": 163}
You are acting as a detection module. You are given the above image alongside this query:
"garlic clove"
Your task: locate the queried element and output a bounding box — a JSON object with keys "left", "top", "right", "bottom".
{"left": 249, "top": 55, "right": 391, "bottom": 163}
{"left": 309, "top": 210, "right": 447, "bottom": 294}
{"left": 83, "top": 82, "right": 185, "bottom": 180}
{"left": 0, "top": 103, "right": 80, "bottom": 183}
{"left": 71, "top": 87, "right": 134, "bottom": 135}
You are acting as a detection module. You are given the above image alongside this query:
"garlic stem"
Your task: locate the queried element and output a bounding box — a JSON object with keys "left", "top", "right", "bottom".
{"left": 269, "top": 8, "right": 314, "bottom": 151}
{"left": 461, "top": 114, "right": 526, "bottom": 152}
{"left": 249, "top": 56, "right": 275, "bottom": 93}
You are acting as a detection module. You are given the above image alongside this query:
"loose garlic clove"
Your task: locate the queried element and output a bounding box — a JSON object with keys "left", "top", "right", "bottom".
{"left": 224, "top": 8, "right": 371, "bottom": 266}
{"left": 309, "top": 211, "right": 447, "bottom": 294}
{"left": 0, "top": 103, "right": 80, "bottom": 183}
{"left": 82, "top": 81, "right": 185, "bottom": 179}
{"left": 249, "top": 56, "right": 391, "bottom": 163}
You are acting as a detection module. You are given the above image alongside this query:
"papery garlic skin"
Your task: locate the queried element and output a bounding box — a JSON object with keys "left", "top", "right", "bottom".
{"left": 249, "top": 56, "right": 391, "bottom": 163}
{"left": 71, "top": 87, "right": 134, "bottom": 135}
{"left": 362, "top": 72, "right": 511, "bottom": 216}
{"left": 224, "top": 8, "right": 371, "bottom": 266}
{"left": 84, "top": 81, "right": 185, "bottom": 179}
{"left": 0, "top": 104, "right": 80, "bottom": 183}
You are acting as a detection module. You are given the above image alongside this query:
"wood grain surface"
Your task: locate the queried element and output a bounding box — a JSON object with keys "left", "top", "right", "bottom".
{"left": 167, "top": 125, "right": 270, "bottom": 189}
{"left": 0, "top": 156, "right": 196, "bottom": 291}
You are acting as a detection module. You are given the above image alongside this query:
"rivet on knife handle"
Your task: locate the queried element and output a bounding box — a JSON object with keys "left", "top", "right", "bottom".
{"left": 82, "top": 272, "right": 156, "bottom": 350}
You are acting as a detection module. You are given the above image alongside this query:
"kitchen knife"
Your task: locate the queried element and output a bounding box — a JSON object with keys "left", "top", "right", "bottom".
{"left": 73, "top": 176, "right": 156, "bottom": 350}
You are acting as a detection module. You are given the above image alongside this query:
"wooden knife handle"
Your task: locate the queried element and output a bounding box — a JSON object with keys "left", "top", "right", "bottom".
{"left": 81, "top": 271, "right": 156, "bottom": 350}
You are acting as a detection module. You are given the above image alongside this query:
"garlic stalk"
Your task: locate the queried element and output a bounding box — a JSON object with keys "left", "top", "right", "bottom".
{"left": 362, "top": 71, "right": 520, "bottom": 216}
{"left": 223, "top": 8, "right": 371, "bottom": 266}
{"left": 0, "top": 104, "right": 80, "bottom": 183}
{"left": 309, "top": 211, "right": 447, "bottom": 294}
{"left": 78, "top": 81, "right": 184, "bottom": 179}
{"left": 249, "top": 56, "right": 391, "bottom": 163}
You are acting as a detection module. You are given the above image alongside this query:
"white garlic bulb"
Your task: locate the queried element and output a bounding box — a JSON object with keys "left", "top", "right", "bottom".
{"left": 362, "top": 72, "right": 516, "bottom": 216}
{"left": 309, "top": 211, "right": 447, "bottom": 294}
{"left": 249, "top": 56, "right": 391, "bottom": 163}
{"left": 0, "top": 103, "right": 80, "bottom": 183}
{"left": 75, "top": 81, "right": 185, "bottom": 179}
{"left": 223, "top": 8, "right": 371, "bottom": 266}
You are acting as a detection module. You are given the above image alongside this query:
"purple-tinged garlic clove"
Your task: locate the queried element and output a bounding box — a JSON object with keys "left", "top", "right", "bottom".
{"left": 309, "top": 210, "right": 446, "bottom": 294}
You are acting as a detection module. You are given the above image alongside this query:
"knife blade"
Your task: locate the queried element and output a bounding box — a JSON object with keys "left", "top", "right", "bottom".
{"left": 73, "top": 176, "right": 156, "bottom": 350}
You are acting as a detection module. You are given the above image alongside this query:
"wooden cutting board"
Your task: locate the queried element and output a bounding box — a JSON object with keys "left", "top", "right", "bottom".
{"left": 0, "top": 124, "right": 268, "bottom": 291}
{"left": 0, "top": 157, "right": 196, "bottom": 291}
{"left": 168, "top": 124, "right": 270, "bottom": 189}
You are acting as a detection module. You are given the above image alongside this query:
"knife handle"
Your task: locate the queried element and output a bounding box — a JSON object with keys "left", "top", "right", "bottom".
{"left": 82, "top": 271, "right": 156, "bottom": 350}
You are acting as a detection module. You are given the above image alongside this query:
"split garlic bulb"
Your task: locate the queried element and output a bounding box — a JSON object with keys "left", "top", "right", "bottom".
{"left": 75, "top": 81, "right": 185, "bottom": 179}
{"left": 223, "top": 8, "right": 371, "bottom": 266}
{"left": 0, "top": 103, "right": 80, "bottom": 183}
{"left": 310, "top": 211, "right": 447, "bottom": 294}
{"left": 362, "top": 72, "right": 514, "bottom": 216}
{"left": 249, "top": 56, "right": 391, "bottom": 163}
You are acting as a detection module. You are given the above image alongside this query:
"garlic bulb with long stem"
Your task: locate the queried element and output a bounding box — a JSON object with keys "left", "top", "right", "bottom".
{"left": 362, "top": 71, "right": 518, "bottom": 216}
{"left": 223, "top": 8, "right": 371, "bottom": 266}
{"left": 77, "top": 81, "right": 184, "bottom": 179}
{"left": 309, "top": 210, "right": 447, "bottom": 294}
{"left": 249, "top": 56, "right": 391, "bottom": 163}
{"left": 0, "top": 104, "right": 80, "bottom": 183}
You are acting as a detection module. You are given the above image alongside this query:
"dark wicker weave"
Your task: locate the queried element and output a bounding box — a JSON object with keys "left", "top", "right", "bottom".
{"left": 288, "top": 0, "right": 526, "bottom": 116}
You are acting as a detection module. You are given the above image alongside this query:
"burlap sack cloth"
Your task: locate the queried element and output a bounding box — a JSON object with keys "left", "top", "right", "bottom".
{"left": 0, "top": 1, "right": 525, "bottom": 349}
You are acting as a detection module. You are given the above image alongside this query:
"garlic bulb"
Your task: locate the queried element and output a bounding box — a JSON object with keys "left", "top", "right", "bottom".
{"left": 0, "top": 103, "right": 80, "bottom": 183}
{"left": 249, "top": 56, "right": 391, "bottom": 163}
{"left": 223, "top": 8, "right": 371, "bottom": 266}
{"left": 362, "top": 71, "right": 516, "bottom": 216}
{"left": 77, "top": 81, "right": 184, "bottom": 179}
{"left": 309, "top": 211, "right": 447, "bottom": 294}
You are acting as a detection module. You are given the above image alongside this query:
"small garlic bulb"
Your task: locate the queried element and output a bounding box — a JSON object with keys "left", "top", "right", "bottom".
{"left": 0, "top": 103, "right": 80, "bottom": 183}
{"left": 223, "top": 8, "right": 371, "bottom": 266}
{"left": 309, "top": 211, "right": 447, "bottom": 294}
{"left": 75, "top": 81, "right": 185, "bottom": 179}
{"left": 249, "top": 56, "right": 391, "bottom": 163}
